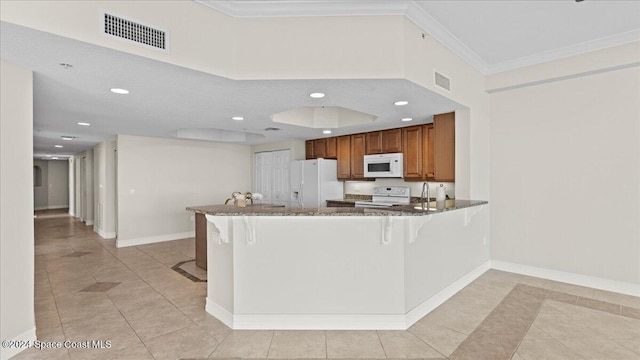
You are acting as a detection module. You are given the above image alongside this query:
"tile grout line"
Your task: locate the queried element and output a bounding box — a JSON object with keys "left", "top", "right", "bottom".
{"left": 374, "top": 330, "right": 388, "bottom": 359}
{"left": 73, "top": 228, "right": 159, "bottom": 359}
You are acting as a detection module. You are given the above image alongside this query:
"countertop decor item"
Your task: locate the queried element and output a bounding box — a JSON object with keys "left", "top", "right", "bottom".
{"left": 224, "top": 192, "right": 263, "bottom": 207}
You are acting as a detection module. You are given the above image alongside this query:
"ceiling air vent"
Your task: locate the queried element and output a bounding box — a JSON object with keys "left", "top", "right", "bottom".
{"left": 102, "top": 12, "right": 168, "bottom": 52}
{"left": 264, "top": 127, "right": 282, "bottom": 131}
{"left": 434, "top": 71, "right": 451, "bottom": 92}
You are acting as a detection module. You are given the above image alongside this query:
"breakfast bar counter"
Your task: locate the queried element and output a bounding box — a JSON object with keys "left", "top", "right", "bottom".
{"left": 186, "top": 199, "right": 487, "bottom": 216}
{"left": 186, "top": 200, "right": 489, "bottom": 330}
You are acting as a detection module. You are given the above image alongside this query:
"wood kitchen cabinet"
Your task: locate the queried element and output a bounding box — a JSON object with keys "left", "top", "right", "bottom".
{"left": 306, "top": 138, "right": 336, "bottom": 159}
{"left": 382, "top": 128, "right": 402, "bottom": 153}
{"left": 423, "top": 124, "right": 435, "bottom": 179}
{"left": 402, "top": 126, "right": 423, "bottom": 179}
{"left": 305, "top": 113, "right": 454, "bottom": 181}
{"left": 313, "top": 138, "right": 327, "bottom": 159}
{"left": 337, "top": 136, "right": 351, "bottom": 180}
{"left": 366, "top": 129, "right": 402, "bottom": 154}
{"left": 433, "top": 112, "right": 455, "bottom": 181}
{"left": 305, "top": 140, "right": 314, "bottom": 160}
{"left": 325, "top": 137, "right": 337, "bottom": 159}
{"left": 350, "top": 134, "right": 367, "bottom": 179}
{"left": 366, "top": 131, "right": 383, "bottom": 154}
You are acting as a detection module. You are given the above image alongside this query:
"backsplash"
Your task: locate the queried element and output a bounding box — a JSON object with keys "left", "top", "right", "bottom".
{"left": 343, "top": 179, "right": 456, "bottom": 199}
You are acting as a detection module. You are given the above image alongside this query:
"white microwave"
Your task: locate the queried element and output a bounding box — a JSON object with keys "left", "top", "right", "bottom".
{"left": 364, "top": 153, "right": 403, "bottom": 178}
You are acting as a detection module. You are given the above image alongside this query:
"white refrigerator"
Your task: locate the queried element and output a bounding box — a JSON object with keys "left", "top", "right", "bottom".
{"left": 290, "top": 159, "right": 343, "bottom": 208}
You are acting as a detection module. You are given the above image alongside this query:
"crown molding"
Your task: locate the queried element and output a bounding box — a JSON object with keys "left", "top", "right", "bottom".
{"left": 194, "top": 0, "right": 410, "bottom": 18}
{"left": 194, "top": 0, "right": 640, "bottom": 75}
{"left": 485, "top": 29, "right": 640, "bottom": 74}
{"left": 403, "top": 2, "right": 489, "bottom": 74}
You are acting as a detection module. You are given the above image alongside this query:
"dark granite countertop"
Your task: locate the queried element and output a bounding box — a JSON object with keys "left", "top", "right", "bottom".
{"left": 186, "top": 200, "right": 487, "bottom": 217}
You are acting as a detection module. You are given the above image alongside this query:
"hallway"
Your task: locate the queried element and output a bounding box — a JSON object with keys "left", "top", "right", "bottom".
{"left": 13, "top": 211, "right": 640, "bottom": 359}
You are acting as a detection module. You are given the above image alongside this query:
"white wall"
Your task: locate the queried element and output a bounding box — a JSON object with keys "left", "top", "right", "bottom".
{"left": 489, "top": 64, "right": 640, "bottom": 286}
{"left": 93, "top": 141, "right": 117, "bottom": 238}
{"left": 116, "top": 135, "right": 252, "bottom": 247}
{"left": 0, "top": 60, "right": 35, "bottom": 359}
{"left": 33, "top": 160, "right": 69, "bottom": 210}
{"left": 33, "top": 159, "right": 48, "bottom": 209}
{"left": 47, "top": 160, "right": 69, "bottom": 208}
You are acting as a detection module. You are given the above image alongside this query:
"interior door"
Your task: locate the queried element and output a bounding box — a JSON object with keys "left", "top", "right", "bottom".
{"left": 271, "top": 150, "right": 290, "bottom": 206}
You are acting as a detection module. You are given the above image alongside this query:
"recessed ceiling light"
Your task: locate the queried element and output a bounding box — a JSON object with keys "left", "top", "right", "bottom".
{"left": 54, "top": 145, "right": 63, "bottom": 148}
{"left": 323, "top": 130, "right": 332, "bottom": 134}
{"left": 401, "top": 118, "right": 413, "bottom": 122}
{"left": 310, "top": 93, "right": 325, "bottom": 98}
{"left": 110, "top": 88, "right": 129, "bottom": 94}
{"left": 61, "top": 136, "right": 76, "bottom": 141}
{"left": 51, "top": 157, "right": 59, "bottom": 160}
{"left": 77, "top": 122, "right": 90, "bottom": 126}
{"left": 394, "top": 100, "right": 409, "bottom": 106}
{"left": 45, "top": 155, "right": 52, "bottom": 157}
{"left": 232, "top": 116, "right": 244, "bottom": 121}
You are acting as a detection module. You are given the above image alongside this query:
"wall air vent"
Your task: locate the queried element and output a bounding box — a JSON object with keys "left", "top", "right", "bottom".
{"left": 102, "top": 12, "right": 168, "bottom": 52}
{"left": 434, "top": 71, "right": 451, "bottom": 92}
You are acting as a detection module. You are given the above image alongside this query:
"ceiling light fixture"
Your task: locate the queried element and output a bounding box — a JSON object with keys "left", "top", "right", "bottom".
{"left": 61, "top": 136, "right": 76, "bottom": 141}
{"left": 232, "top": 116, "right": 244, "bottom": 121}
{"left": 310, "top": 93, "right": 325, "bottom": 98}
{"left": 394, "top": 101, "right": 409, "bottom": 106}
{"left": 323, "top": 130, "right": 332, "bottom": 134}
{"left": 54, "top": 145, "right": 63, "bottom": 148}
{"left": 401, "top": 118, "right": 413, "bottom": 122}
{"left": 77, "top": 122, "right": 90, "bottom": 126}
{"left": 110, "top": 88, "right": 129, "bottom": 94}
{"left": 59, "top": 63, "right": 73, "bottom": 69}
{"left": 45, "top": 155, "right": 52, "bottom": 157}
{"left": 51, "top": 157, "right": 59, "bottom": 160}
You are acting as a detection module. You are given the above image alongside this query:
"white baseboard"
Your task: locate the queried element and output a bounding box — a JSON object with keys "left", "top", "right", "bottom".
{"left": 116, "top": 231, "right": 194, "bottom": 248}
{"left": 0, "top": 327, "right": 36, "bottom": 360}
{"left": 490, "top": 260, "right": 640, "bottom": 297}
{"left": 68, "top": 210, "right": 75, "bottom": 216}
{"left": 94, "top": 226, "right": 116, "bottom": 239}
{"left": 34, "top": 205, "right": 68, "bottom": 210}
{"left": 405, "top": 260, "right": 491, "bottom": 328}
{"left": 85, "top": 220, "right": 94, "bottom": 226}
{"left": 206, "top": 298, "right": 234, "bottom": 328}
{"left": 205, "top": 261, "right": 491, "bottom": 331}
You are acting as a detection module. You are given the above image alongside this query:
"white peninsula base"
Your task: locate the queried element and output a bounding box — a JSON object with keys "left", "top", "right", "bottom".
{"left": 205, "top": 205, "right": 489, "bottom": 330}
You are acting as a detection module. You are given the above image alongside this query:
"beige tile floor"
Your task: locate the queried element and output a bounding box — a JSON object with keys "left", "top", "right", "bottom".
{"left": 13, "top": 209, "right": 640, "bottom": 360}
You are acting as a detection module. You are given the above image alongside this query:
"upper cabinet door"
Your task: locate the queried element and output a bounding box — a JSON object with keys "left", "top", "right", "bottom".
{"left": 423, "top": 124, "right": 435, "bottom": 179}
{"left": 313, "top": 138, "right": 327, "bottom": 159}
{"left": 305, "top": 140, "right": 314, "bottom": 160}
{"left": 350, "top": 134, "right": 366, "bottom": 179}
{"left": 382, "top": 128, "right": 402, "bottom": 153}
{"left": 402, "top": 126, "right": 422, "bottom": 179}
{"left": 337, "top": 136, "right": 351, "bottom": 180}
{"left": 365, "top": 131, "right": 383, "bottom": 154}
{"left": 434, "top": 112, "right": 455, "bottom": 181}
{"left": 325, "top": 137, "right": 338, "bottom": 159}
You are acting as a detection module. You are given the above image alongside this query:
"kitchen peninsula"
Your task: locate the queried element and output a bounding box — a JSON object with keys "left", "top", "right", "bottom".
{"left": 187, "top": 201, "right": 488, "bottom": 330}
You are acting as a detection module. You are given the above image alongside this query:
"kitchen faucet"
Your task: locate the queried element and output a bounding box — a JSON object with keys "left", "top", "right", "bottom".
{"left": 421, "top": 182, "right": 430, "bottom": 210}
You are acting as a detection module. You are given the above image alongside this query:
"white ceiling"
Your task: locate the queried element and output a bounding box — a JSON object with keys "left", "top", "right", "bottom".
{"left": 2, "top": 1, "right": 639, "bottom": 159}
